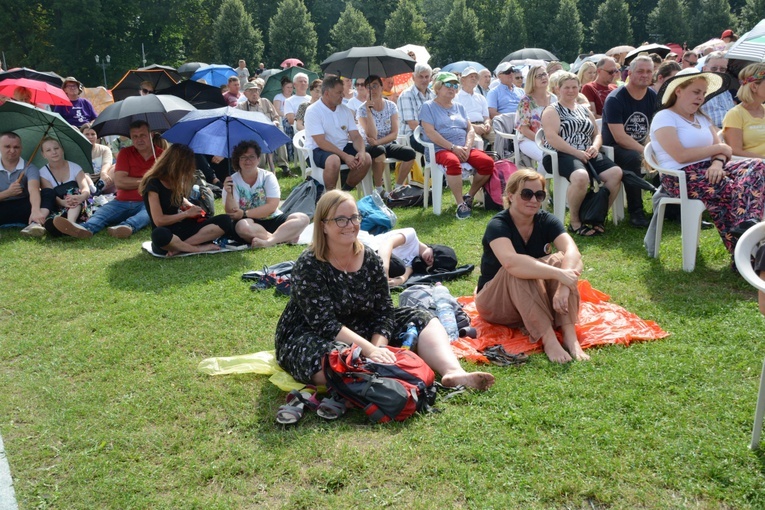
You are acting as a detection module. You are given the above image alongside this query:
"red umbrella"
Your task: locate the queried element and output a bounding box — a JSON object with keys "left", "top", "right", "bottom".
{"left": 0, "top": 78, "right": 72, "bottom": 106}
{"left": 280, "top": 58, "right": 304, "bottom": 68}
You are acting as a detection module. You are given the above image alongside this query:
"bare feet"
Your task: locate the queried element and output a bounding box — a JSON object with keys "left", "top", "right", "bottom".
{"left": 542, "top": 335, "right": 572, "bottom": 364}
{"left": 194, "top": 243, "right": 220, "bottom": 252}
{"left": 441, "top": 371, "right": 495, "bottom": 391}
{"left": 251, "top": 236, "right": 275, "bottom": 248}
{"left": 563, "top": 336, "right": 590, "bottom": 361}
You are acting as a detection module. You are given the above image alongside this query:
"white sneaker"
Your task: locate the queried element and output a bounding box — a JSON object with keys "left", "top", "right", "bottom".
{"left": 52, "top": 216, "right": 93, "bottom": 239}
{"left": 107, "top": 225, "right": 133, "bottom": 238}
{"left": 20, "top": 222, "right": 46, "bottom": 238}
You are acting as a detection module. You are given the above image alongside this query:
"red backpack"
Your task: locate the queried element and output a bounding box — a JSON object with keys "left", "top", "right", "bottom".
{"left": 483, "top": 159, "right": 518, "bottom": 210}
{"left": 322, "top": 344, "right": 437, "bottom": 423}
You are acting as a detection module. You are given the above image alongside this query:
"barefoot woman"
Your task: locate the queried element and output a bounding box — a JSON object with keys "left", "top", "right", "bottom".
{"left": 475, "top": 169, "right": 589, "bottom": 363}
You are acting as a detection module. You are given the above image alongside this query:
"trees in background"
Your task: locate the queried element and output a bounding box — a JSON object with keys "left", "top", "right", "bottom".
{"left": 329, "top": 4, "right": 376, "bottom": 55}
{"left": 268, "top": 0, "right": 317, "bottom": 70}
{"left": 213, "top": 0, "right": 263, "bottom": 68}
{"left": 384, "top": 0, "right": 430, "bottom": 49}
{"left": 591, "top": 0, "right": 633, "bottom": 53}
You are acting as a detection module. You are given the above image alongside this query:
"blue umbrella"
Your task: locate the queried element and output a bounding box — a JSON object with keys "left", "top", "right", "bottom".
{"left": 441, "top": 61, "right": 487, "bottom": 73}
{"left": 161, "top": 107, "right": 290, "bottom": 158}
{"left": 189, "top": 64, "right": 237, "bottom": 87}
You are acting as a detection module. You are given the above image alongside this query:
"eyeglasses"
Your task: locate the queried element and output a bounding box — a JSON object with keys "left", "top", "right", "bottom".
{"left": 239, "top": 155, "right": 258, "bottom": 161}
{"left": 603, "top": 69, "right": 619, "bottom": 75}
{"left": 443, "top": 82, "right": 460, "bottom": 90}
{"left": 683, "top": 57, "right": 698, "bottom": 65}
{"left": 535, "top": 72, "right": 548, "bottom": 79}
{"left": 707, "top": 66, "right": 727, "bottom": 73}
{"left": 324, "top": 214, "right": 363, "bottom": 227}
{"left": 368, "top": 83, "right": 381, "bottom": 90}
{"left": 519, "top": 188, "right": 547, "bottom": 202}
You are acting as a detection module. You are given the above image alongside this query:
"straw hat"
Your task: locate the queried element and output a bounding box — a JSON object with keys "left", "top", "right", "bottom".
{"left": 657, "top": 68, "right": 730, "bottom": 108}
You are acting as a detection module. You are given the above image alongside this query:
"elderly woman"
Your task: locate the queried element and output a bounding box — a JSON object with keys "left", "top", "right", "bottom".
{"left": 515, "top": 65, "right": 557, "bottom": 165}
{"left": 651, "top": 68, "right": 765, "bottom": 258}
{"left": 80, "top": 123, "right": 115, "bottom": 194}
{"left": 651, "top": 61, "right": 681, "bottom": 94}
{"left": 222, "top": 140, "right": 309, "bottom": 248}
{"left": 722, "top": 63, "right": 765, "bottom": 158}
{"left": 53, "top": 77, "right": 97, "bottom": 127}
{"left": 577, "top": 61, "right": 597, "bottom": 87}
{"left": 420, "top": 72, "right": 495, "bottom": 219}
{"left": 541, "top": 72, "right": 623, "bottom": 236}
{"left": 38, "top": 138, "right": 91, "bottom": 225}
{"left": 475, "top": 169, "right": 587, "bottom": 364}
{"left": 358, "top": 74, "right": 417, "bottom": 195}
{"left": 274, "top": 190, "right": 494, "bottom": 422}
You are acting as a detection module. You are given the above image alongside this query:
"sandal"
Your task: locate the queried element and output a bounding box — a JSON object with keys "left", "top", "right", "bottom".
{"left": 592, "top": 223, "right": 606, "bottom": 234}
{"left": 482, "top": 345, "right": 530, "bottom": 366}
{"left": 316, "top": 394, "right": 347, "bottom": 420}
{"left": 276, "top": 388, "right": 319, "bottom": 425}
{"left": 568, "top": 223, "right": 599, "bottom": 237}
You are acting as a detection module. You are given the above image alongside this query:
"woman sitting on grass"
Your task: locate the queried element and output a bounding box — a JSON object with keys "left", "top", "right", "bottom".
{"left": 222, "top": 140, "right": 309, "bottom": 248}
{"left": 274, "top": 190, "right": 494, "bottom": 423}
{"left": 475, "top": 169, "right": 588, "bottom": 364}
{"left": 38, "top": 137, "right": 91, "bottom": 225}
{"left": 139, "top": 144, "right": 233, "bottom": 256}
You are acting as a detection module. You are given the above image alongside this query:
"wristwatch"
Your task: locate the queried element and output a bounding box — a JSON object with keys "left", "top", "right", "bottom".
{"left": 241, "top": 209, "right": 247, "bottom": 219}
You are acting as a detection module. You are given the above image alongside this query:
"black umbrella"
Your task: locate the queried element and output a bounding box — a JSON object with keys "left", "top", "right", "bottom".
{"left": 624, "top": 44, "right": 671, "bottom": 65}
{"left": 138, "top": 64, "right": 183, "bottom": 82}
{"left": 320, "top": 46, "right": 416, "bottom": 78}
{"left": 92, "top": 94, "right": 196, "bottom": 137}
{"left": 155, "top": 81, "right": 227, "bottom": 110}
{"left": 111, "top": 69, "right": 180, "bottom": 101}
{"left": 177, "top": 62, "right": 208, "bottom": 79}
{"left": 0, "top": 67, "right": 64, "bottom": 87}
{"left": 502, "top": 48, "right": 558, "bottom": 62}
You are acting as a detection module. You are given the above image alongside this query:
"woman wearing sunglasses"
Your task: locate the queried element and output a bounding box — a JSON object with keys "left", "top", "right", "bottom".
{"left": 274, "top": 190, "right": 494, "bottom": 421}
{"left": 475, "top": 169, "right": 587, "bottom": 364}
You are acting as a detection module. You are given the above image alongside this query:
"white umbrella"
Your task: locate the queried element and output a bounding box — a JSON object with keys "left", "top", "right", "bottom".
{"left": 725, "top": 19, "right": 765, "bottom": 62}
{"left": 396, "top": 44, "right": 430, "bottom": 64}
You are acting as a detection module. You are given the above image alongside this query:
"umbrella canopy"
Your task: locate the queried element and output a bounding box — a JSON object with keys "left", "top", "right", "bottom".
{"left": 155, "top": 81, "right": 227, "bottom": 110}
{"left": 502, "top": 48, "right": 558, "bottom": 62}
{"left": 570, "top": 54, "right": 608, "bottom": 73}
{"left": 321, "top": 46, "right": 416, "bottom": 79}
{"left": 162, "top": 107, "right": 290, "bottom": 157}
{"left": 81, "top": 87, "right": 114, "bottom": 115}
{"left": 189, "top": 64, "right": 237, "bottom": 87}
{"left": 0, "top": 78, "right": 72, "bottom": 106}
{"left": 259, "top": 68, "right": 281, "bottom": 81}
{"left": 0, "top": 100, "right": 92, "bottom": 172}
{"left": 726, "top": 19, "right": 765, "bottom": 62}
{"left": 606, "top": 45, "right": 636, "bottom": 57}
{"left": 693, "top": 38, "right": 727, "bottom": 55}
{"left": 624, "top": 44, "right": 671, "bottom": 64}
{"left": 0, "top": 68, "right": 64, "bottom": 88}
{"left": 138, "top": 64, "right": 183, "bottom": 82}
{"left": 281, "top": 58, "right": 304, "bottom": 68}
{"left": 178, "top": 62, "right": 208, "bottom": 79}
{"left": 395, "top": 44, "right": 430, "bottom": 64}
{"left": 261, "top": 67, "right": 320, "bottom": 102}
{"left": 92, "top": 94, "right": 196, "bottom": 137}
{"left": 111, "top": 69, "right": 180, "bottom": 101}
{"left": 441, "top": 61, "right": 487, "bottom": 73}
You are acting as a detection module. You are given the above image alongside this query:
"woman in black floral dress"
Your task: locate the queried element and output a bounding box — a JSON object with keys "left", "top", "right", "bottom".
{"left": 275, "top": 190, "right": 495, "bottom": 390}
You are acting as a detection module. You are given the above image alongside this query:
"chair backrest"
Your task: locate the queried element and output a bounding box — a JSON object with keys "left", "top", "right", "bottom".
{"left": 492, "top": 113, "right": 516, "bottom": 158}
{"left": 292, "top": 129, "right": 306, "bottom": 150}
{"left": 413, "top": 125, "right": 437, "bottom": 165}
{"left": 735, "top": 222, "right": 765, "bottom": 292}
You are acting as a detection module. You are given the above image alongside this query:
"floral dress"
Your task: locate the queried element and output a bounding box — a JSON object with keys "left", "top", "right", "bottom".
{"left": 515, "top": 94, "right": 556, "bottom": 142}
{"left": 275, "top": 246, "right": 433, "bottom": 384}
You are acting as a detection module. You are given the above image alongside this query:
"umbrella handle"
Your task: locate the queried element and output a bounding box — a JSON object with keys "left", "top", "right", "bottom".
{"left": 16, "top": 131, "right": 48, "bottom": 183}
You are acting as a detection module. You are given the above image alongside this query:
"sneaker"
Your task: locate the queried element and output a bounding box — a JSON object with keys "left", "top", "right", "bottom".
{"left": 52, "top": 216, "right": 93, "bottom": 239}
{"left": 20, "top": 222, "right": 46, "bottom": 238}
{"left": 107, "top": 225, "right": 133, "bottom": 239}
{"left": 456, "top": 202, "right": 472, "bottom": 220}
{"left": 462, "top": 194, "right": 474, "bottom": 210}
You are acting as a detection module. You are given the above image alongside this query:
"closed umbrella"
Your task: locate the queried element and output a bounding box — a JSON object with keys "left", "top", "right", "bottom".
{"left": 0, "top": 67, "right": 64, "bottom": 88}
{"left": 321, "top": 46, "right": 416, "bottom": 78}
{"left": 726, "top": 19, "right": 765, "bottom": 62}
{"left": 178, "top": 62, "right": 208, "bottom": 79}
{"left": 0, "top": 78, "right": 72, "bottom": 106}
{"left": 502, "top": 48, "right": 558, "bottom": 62}
{"left": 261, "top": 67, "right": 320, "bottom": 102}
{"left": 92, "top": 94, "right": 196, "bottom": 137}
{"left": 155, "top": 81, "right": 228, "bottom": 110}
{"left": 189, "top": 64, "right": 237, "bottom": 87}
{"left": 111, "top": 69, "right": 180, "bottom": 101}
{"left": 441, "top": 61, "right": 487, "bottom": 73}
{"left": 280, "top": 58, "right": 304, "bottom": 68}
{"left": 0, "top": 100, "right": 92, "bottom": 174}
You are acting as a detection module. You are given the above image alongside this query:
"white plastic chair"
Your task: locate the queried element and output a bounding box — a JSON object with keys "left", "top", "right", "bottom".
{"left": 413, "top": 125, "right": 474, "bottom": 215}
{"left": 535, "top": 128, "right": 624, "bottom": 225}
{"left": 733, "top": 222, "right": 765, "bottom": 449}
{"left": 491, "top": 113, "right": 515, "bottom": 161}
{"left": 644, "top": 142, "right": 706, "bottom": 272}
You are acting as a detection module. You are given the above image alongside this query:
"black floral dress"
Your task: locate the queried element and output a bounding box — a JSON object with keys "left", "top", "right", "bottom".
{"left": 275, "top": 246, "right": 434, "bottom": 384}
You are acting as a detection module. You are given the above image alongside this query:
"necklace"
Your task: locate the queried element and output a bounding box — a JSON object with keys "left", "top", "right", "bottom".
{"left": 330, "top": 253, "right": 353, "bottom": 274}
{"left": 678, "top": 113, "right": 701, "bottom": 129}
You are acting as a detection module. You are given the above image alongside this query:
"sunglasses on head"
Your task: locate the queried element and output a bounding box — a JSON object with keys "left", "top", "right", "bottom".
{"left": 519, "top": 188, "right": 547, "bottom": 202}
{"left": 443, "top": 82, "right": 459, "bottom": 89}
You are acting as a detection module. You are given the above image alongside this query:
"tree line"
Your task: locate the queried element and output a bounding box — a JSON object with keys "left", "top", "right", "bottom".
{"left": 2, "top": 0, "right": 762, "bottom": 88}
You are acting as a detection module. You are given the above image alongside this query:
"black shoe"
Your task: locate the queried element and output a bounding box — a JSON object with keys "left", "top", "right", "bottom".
{"left": 629, "top": 212, "right": 650, "bottom": 228}
{"left": 280, "top": 167, "right": 296, "bottom": 178}
{"left": 730, "top": 219, "right": 758, "bottom": 238}
{"left": 701, "top": 220, "right": 714, "bottom": 230}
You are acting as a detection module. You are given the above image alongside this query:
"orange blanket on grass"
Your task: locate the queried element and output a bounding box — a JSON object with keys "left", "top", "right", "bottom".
{"left": 451, "top": 280, "right": 670, "bottom": 364}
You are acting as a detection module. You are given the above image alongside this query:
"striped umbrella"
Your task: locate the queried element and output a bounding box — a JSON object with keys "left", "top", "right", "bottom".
{"left": 725, "top": 19, "right": 765, "bottom": 62}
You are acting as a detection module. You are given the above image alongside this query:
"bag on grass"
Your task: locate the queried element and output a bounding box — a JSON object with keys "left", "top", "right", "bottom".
{"left": 398, "top": 284, "right": 471, "bottom": 330}
{"left": 323, "top": 343, "right": 436, "bottom": 423}
{"left": 193, "top": 169, "right": 216, "bottom": 217}
{"left": 386, "top": 185, "right": 424, "bottom": 208}
{"left": 358, "top": 190, "right": 397, "bottom": 235}
{"left": 280, "top": 178, "right": 323, "bottom": 219}
{"left": 483, "top": 159, "right": 518, "bottom": 210}
{"left": 579, "top": 162, "right": 610, "bottom": 226}
{"left": 242, "top": 261, "right": 294, "bottom": 295}
{"left": 411, "top": 244, "right": 458, "bottom": 274}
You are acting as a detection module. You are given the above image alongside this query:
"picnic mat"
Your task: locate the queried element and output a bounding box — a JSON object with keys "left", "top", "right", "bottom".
{"left": 451, "top": 280, "right": 669, "bottom": 364}
{"left": 141, "top": 240, "right": 249, "bottom": 257}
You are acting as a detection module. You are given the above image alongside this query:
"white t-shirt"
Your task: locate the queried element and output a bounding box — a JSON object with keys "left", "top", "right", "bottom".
{"left": 361, "top": 227, "right": 420, "bottom": 267}
{"left": 39, "top": 161, "right": 83, "bottom": 187}
{"left": 456, "top": 89, "right": 490, "bottom": 123}
{"left": 346, "top": 97, "right": 364, "bottom": 116}
{"left": 304, "top": 100, "right": 358, "bottom": 152}
{"left": 283, "top": 94, "right": 310, "bottom": 116}
{"left": 222, "top": 169, "right": 281, "bottom": 219}
{"left": 649, "top": 109, "right": 714, "bottom": 170}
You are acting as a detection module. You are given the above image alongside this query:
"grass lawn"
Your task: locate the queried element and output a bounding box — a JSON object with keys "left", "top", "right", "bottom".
{"left": 2, "top": 177, "right": 765, "bottom": 509}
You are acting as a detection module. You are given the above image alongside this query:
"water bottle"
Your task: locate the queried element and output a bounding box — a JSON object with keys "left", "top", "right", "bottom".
{"left": 399, "top": 322, "right": 418, "bottom": 350}
{"left": 432, "top": 283, "right": 459, "bottom": 342}
{"left": 189, "top": 184, "right": 201, "bottom": 203}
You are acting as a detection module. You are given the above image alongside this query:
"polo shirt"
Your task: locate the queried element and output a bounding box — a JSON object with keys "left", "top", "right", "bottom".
{"left": 115, "top": 146, "right": 162, "bottom": 202}
{"left": 304, "top": 100, "right": 357, "bottom": 152}
{"left": 581, "top": 81, "right": 617, "bottom": 116}
{"left": 486, "top": 83, "right": 526, "bottom": 114}
{"left": 456, "top": 89, "right": 490, "bottom": 123}
{"left": 0, "top": 158, "right": 39, "bottom": 200}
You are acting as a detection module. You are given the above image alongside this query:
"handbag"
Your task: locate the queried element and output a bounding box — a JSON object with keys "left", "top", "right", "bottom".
{"left": 578, "top": 162, "right": 610, "bottom": 226}
{"left": 53, "top": 180, "right": 80, "bottom": 199}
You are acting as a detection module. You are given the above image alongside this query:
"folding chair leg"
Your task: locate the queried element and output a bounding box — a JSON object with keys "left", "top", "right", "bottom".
{"left": 751, "top": 357, "right": 765, "bottom": 449}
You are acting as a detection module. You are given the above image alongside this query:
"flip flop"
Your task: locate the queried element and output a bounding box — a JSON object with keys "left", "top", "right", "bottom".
{"left": 316, "top": 394, "right": 347, "bottom": 420}
{"left": 482, "top": 345, "right": 529, "bottom": 366}
{"left": 568, "top": 223, "right": 599, "bottom": 237}
{"left": 276, "top": 389, "right": 319, "bottom": 425}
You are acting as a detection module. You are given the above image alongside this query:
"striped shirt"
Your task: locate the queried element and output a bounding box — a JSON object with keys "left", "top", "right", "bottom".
{"left": 544, "top": 103, "right": 594, "bottom": 151}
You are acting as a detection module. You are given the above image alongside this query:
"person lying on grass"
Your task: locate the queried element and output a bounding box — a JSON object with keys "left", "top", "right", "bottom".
{"left": 365, "top": 227, "right": 433, "bottom": 287}
{"left": 475, "top": 168, "right": 589, "bottom": 364}
{"left": 139, "top": 143, "right": 233, "bottom": 256}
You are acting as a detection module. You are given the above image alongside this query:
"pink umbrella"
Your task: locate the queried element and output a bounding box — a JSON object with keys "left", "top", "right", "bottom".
{"left": 0, "top": 77, "right": 72, "bottom": 106}
{"left": 281, "top": 58, "right": 304, "bottom": 68}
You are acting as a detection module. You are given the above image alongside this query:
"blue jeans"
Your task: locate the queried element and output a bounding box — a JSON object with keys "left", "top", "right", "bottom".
{"left": 82, "top": 200, "right": 149, "bottom": 234}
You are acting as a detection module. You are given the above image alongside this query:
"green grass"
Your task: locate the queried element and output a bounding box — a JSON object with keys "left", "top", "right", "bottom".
{"left": 2, "top": 179, "right": 765, "bottom": 509}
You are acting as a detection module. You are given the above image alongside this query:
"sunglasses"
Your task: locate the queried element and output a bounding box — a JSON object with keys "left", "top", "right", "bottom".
{"left": 443, "top": 82, "right": 460, "bottom": 89}
{"left": 603, "top": 69, "right": 619, "bottom": 75}
{"left": 519, "top": 188, "right": 547, "bottom": 202}
{"left": 140, "top": 88, "right": 153, "bottom": 94}
{"left": 324, "top": 214, "right": 363, "bottom": 228}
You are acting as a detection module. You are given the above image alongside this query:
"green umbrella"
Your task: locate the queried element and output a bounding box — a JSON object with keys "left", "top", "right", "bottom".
{"left": 261, "top": 66, "right": 320, "bottom": 102}
{"left": 0, "top": 99, "right": 93, "bottom": 175}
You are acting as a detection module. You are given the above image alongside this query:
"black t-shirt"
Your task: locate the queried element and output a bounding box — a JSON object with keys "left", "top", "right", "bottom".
{"left": 601, "top": 86, "right": 658, "bottom": 147}
{"left": 142, "top": 178, "right": 180, "bottom": 229}
{"left": 477, "top": 209, "right": 565, "bottom": 291}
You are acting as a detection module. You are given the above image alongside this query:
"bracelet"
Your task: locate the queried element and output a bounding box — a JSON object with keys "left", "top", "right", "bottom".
{"left": 241, "top": 209, "right": 247, "bottom": 219}
{"left": 712, "top": 157, "right": 726, "bottom": 164}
